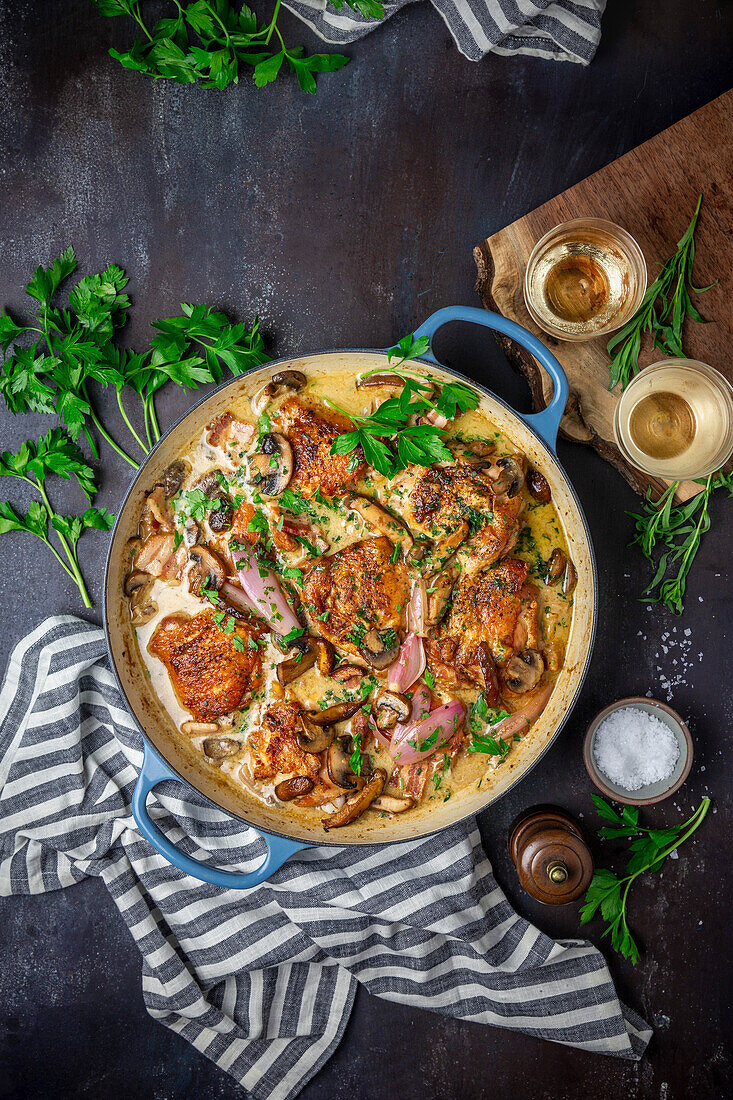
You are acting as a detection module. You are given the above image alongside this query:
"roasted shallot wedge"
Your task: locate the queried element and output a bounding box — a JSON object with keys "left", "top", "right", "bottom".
{"left": 229, "top": 545, "right": 302, "bottom": 638}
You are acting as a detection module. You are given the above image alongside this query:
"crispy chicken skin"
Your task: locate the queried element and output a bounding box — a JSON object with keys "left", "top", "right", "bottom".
{"left": 393, "top": 463, "right": 523, "bottom": 568}
{"left": 426, "top": 558, "right": 539, "bottom": 683}
{"left": 148, "top": 610, "right": 263, "bottom": 721}
{"left": 302, "top": 536, "right": 408, "bottom": 659}
{"left": 247, "top": 701, "right": 322, "bottom": 781}
{"left": 274, "top": 396, "right": 366, "bottom": 497}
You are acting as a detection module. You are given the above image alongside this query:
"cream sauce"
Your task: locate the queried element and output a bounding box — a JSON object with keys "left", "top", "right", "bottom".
{"left": 130, "top": 366, "right": 575, "bottom": 821}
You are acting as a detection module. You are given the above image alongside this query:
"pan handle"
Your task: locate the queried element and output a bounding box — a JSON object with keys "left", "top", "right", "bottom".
{"left": 411, "top": 306, "right": 568, "bottom": 451}
{"left": 132, "top": 742, "right": 309, "bottom": 889}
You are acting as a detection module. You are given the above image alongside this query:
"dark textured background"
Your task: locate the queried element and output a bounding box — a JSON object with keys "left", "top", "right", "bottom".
{"left": 0, "top": 2, "right": 732, "bottom": 1098}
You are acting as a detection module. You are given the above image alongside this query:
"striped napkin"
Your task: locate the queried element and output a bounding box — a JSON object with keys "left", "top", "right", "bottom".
{"left": 0, "top": 617, "right": 650, "bottom": 1100}
{"left": 285, "top": 0, "right": 606, "bottom": 64}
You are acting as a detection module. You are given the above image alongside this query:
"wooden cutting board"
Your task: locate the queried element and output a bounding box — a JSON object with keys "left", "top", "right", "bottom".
{"left": 473, "top": 91, "right": 733, "bottom": 503}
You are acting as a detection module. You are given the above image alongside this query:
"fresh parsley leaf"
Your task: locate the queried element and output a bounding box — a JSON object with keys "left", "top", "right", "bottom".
{"left": 350, "top": 731, "right": 363, "bottom": 776}
{"left": 93, "top": 0, "right": 350, "bottom": 94}
{"left": 387, "top": 333, "right": 430, "bottom": 367}
{"left": 329, "top": 0, "right": 385, "bottom": 18}
{"left": 581, "top": 796, "right": 711, "bottom": 963}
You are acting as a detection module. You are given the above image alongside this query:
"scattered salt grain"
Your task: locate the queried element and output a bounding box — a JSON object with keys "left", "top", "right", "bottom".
{"left": 593, "top": 707, "right": 680, "bottom": 791}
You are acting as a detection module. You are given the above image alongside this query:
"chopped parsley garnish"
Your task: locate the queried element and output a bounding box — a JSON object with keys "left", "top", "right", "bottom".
{"left": 350, "top": 732, "right": 363, "bottom": 777}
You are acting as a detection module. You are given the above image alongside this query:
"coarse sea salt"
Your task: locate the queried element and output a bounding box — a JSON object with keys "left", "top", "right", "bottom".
{"left": 593, "top": 707, "right": 680, "bottom": 791}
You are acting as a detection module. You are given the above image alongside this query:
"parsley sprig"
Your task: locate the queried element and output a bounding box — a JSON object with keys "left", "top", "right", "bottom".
{"left": 0, "top": 247, "right": 270, "bottom": 469}
{"left": 607, "top": 195, "right": 715, "bottom": 391}
{"left": 466, "top": 692, "right": 512, "bottom": 755}
{"left": 580, "top": 795, "right": 710, "bottom": 964}
{"left": 0, "top": 429, "right": 114, "bottom": 607}
{"left": 629, "top": 471, "right": 732, "bottom": 614}
{"left": 328, "top": 333, "right": 478, "bottom": 478}
{"left": 91, "top": 0, "right": 353, "bottom": 94}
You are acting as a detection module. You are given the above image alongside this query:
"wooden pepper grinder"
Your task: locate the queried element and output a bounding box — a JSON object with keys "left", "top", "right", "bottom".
{"left": 509, "top": 807, "right": 593, "bottom": 905}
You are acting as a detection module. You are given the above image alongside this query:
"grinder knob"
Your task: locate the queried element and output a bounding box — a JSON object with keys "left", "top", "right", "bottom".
{"left": 509, "top": 806, "right": 593, "bottom": 905}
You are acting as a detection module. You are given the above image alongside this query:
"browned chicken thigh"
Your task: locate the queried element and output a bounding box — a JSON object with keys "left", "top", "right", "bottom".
{"left": 274, "top": 396, "right": 366, "bottom": 497}
{"left": 302, "top": 536, "right": 409, "bottom": 664}
{"left": 148, "top": 610, "right": 264, "bottom": 721}
{"left": 247, "top": 701, "right": 322, "bottom": 782}
{"left": 426, "top": 558, "right": 540, "bottom": 686}
{"left": 392, "top": 461, "right": 523, "bottom": 569}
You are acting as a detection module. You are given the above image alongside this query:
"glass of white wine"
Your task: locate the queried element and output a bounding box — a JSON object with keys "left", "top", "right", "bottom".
{"left": 614, "top": 359, "right": 733, "bottom": 480}
{"left": 523, "top": 218, "right": 647, "bottom": 342}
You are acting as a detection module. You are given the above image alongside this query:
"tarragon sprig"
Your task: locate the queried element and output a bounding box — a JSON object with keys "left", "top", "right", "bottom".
{"left": 580, "top": 794, "right": 710, "bottom": 964}
{"left": 629, "top": 471, "right": 732, "bottom": 614}
{"left": 0, "top": 429, "right": 114, "bottom": 607}
{"left": 607, "top": 194, "right": 716, "bottom": 391}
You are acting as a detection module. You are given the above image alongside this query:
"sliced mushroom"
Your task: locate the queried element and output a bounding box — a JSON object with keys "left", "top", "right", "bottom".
{"left": 408, "top": 541, "right": 430, "bottom": 564}
{"left": 129, "top": 578, "right": 158, "bottom": 626}
{"left": 297, "top": 712, "right": 335, "bottom": 753}
{"left": 191, "top": 468, "right": 227, "bottom": 498}
{"left": 526, "top": 468, "right": 552, "bottom": 504}
{"left": 563, "top": 558, "right": 578, "bottom": 596}
{"left": 276, "top": 646, "right": 318, "bottom": 685}
{"left": 546, "top": 547, "right": 566, "bottom": 584}
{"left": 209, "top": 503, "right": 233, "bottom": 532}
{"left": 188, "top": 545, "right": 227, "bottom": 594}
{"left": 322, "top": 768, "right": 386, "bottom": 830}
{"left": 124, "top": 570, "right": 151, "bottom": 597}
{"left": 249, "top": 433, "right": 294, "bottom": 497}
{"left": 475, "top": 642, "right": 500, "bottom": 707}
{"left": 181, "top": 720, "right": 220, "bottom": 735}
{"left": 202, "top": 737, "right": 241, "bottom": 760}
{"left": 359, "top": 629, "right": 401, "bottom": 671}
{"left": 492, "top": 456, "right": 525, "bottom": 498}
{"left": 447, "top": 439, "right": 495, "bottom": 467}
{"left": 307, "top": 699, "right": 364, "bottom": 726}
{"left": 311, "top": 637, "right": 335, "bottom": 676}
{"left": 275, "top": 775, "right": 315, "bottom": 801}
{"left": 219, "top": 580, "right": 256, "bottom": 619}
{"left": 251, "top": 370, "right": 307, "bottom": 415}
{"left": 503, "top": 649, "right": 544, "bottom": 694}
{"left": 332, "top": 664, "right": 365, "bottom": 688}
{"left": 356, "top": 373, "right": 406, "bottom": 389}
{"left": 344, "top": 494, "right": 413, "bottom": 549}
{"left": 157, "top": 459, "right": 189, "bottom": 498}
{"left": 326, "top": 737, "right": 364, "bottom": 791}
{"left": 182, "top": 518, "right": 200, "bottom": 547}
{"left": 426, "top": 567, "right": 456, "bottom": 626}
{"left": 369, "top": 795, "right": 415, "bottom": 814}
{"left": 374, "top": 688, "right": 412, "bottom": 732}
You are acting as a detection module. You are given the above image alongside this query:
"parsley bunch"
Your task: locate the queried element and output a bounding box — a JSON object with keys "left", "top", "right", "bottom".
{"left": 0, "top": 247, "right": 270, "bottom": 469}
{"left": 629, "top": 471, "right": 732, "bottom": 615}
{"left": 329, "top": 334, "right": 479, "bottom": 478}
{"left": 91, "top": 0, "right": 362, "bottom": 93}
{"left": 580, "top": 794, "right": 710, "bottom": 964}
{"left": 0, "top": 429, "right": 114, "bottom": 608}
{"left": 607, "top": 195, "right": 715, "bottom": 391}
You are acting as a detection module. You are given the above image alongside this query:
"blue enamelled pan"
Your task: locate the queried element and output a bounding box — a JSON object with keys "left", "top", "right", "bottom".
{"left": 103, "top": 307, "right": 598, "bottom": 889}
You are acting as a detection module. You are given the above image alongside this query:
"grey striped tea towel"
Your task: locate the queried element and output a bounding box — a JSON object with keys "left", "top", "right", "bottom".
{"left": 0, "top": 617, "right": 650, "bottom": 1100}
{"left": 285, "top": 0, "right": 606, "bottom": 64}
